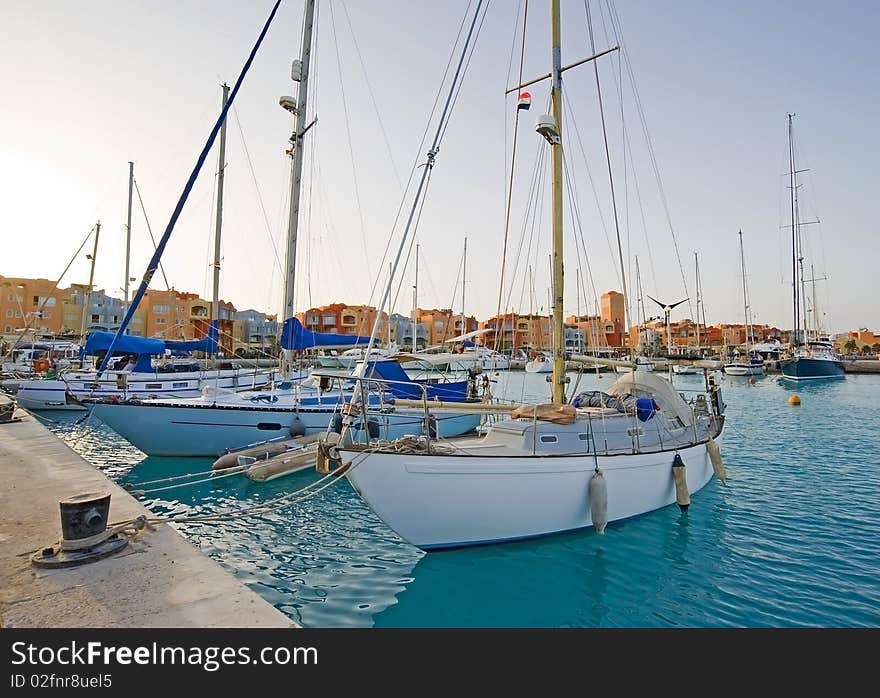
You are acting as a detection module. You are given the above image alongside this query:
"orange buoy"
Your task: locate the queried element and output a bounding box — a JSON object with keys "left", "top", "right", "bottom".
{"left": 748, "top": 377, "right": 756, "bottom": 385}
{"left": 788, "top": 395, "right": 801, "bottom": 405}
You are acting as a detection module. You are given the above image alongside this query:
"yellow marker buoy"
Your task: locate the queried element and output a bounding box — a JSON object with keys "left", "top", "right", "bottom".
{"left": 706, "top": 438, "right": 727, "bottom": 484}
{"left": 589, "top": 468, "right": 608, "bottom": 535}
{"left": 789, "top": 395, "right": 801, "bottom": 405}
{"left": 672, "top": 453, "right": 690, "bottom": 511}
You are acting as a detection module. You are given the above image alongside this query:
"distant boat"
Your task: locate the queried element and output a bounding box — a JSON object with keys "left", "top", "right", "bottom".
{"left": 524, "top": 351, "right": 552, "bottom": 373}
{"left": 724, "top": 230, "right": 765, "bottom": 377}
{"left": 777, "top": 114, "right": 844, "bottom": 382}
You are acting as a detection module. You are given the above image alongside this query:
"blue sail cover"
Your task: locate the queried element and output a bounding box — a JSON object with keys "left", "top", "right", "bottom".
{"left": 365, "top": 360, "right": 470, "bottom": 402}
{"left": 85, "top": 330, "right": 216, "bottom": 356}
{"left": 280, "top": 317, "right": 371, "bottom": 351}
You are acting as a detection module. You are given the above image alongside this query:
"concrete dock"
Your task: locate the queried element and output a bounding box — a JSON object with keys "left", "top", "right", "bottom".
{"left": 0, "top": 403, "right": 295, "bottom": 628}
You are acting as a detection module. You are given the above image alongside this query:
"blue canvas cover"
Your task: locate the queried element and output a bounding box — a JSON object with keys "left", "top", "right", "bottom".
{"left": 280, "top": 317, "right": 371, "bottom": 351}
{"left": 84, "top": 329, "right": 216, "bottom": 356}
{"left": 364, "top": 360, "right": 469, "bottom": 402}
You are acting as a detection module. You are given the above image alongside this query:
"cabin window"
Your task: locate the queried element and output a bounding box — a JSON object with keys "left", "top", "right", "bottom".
{"left": 539, "top": 435, "right": 558, "bottom": 443}
{"left": 173, "top": 382, "right": 188, "bottom": 388}
{"left": 578, "top": 433, "right": 589, "bottom": 441}
{"left": 257, "top": 423, "right": 283, "bottom": 431}
{"left": 144, "top": 383, "right": 162, "bottom": 389}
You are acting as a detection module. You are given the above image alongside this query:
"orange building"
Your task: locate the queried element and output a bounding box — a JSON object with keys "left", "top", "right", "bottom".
{"left": 297, "top": 303, "right": 390, "bottom": 341}
{"left": 417, "top": 308, "right": 477, "bottom": 345}
{"left": 843, "top": 328, "right": 880, "bottom": 352}
{"left": 0, "top": 276, "right": 63, "bottom": 336}
{"left": 600, "top": 291, "right": 626, "bottom": 347}
{"left": 480, "top": 313, "right": 551, "bottom": 351}
{"left": 566, "top": 314, "right": 612, "bottom": 349}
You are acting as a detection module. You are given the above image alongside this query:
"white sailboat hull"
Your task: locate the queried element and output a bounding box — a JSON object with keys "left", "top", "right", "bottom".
{"left": 343, "top": 436, "right": 719, "bottom": 549}
{"left": 15, "top": 369, "right": 272, "bottom": 412}
{"left": 723, "top": 363, "right": 764, "bottom": 376}
{"left": 88, "top": 398, "right": 483, "bottom": 457}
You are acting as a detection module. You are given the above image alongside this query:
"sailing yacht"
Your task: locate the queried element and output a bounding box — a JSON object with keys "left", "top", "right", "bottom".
{"left": 778, "top": 115, "right": 844, "bottom": 381}
{"left": 333, "top": 0, "right": 726, "bottom": 549}
{"left": 15, "top": 155, "right": 272, "bottom": 412}
{"left": 85, "top": 0, "right": 485, "bottom": 456}
{"left": 724, "top": 231, "right": 764, "bottom": 376}
{"left": 673, "top": 253, "right": 706, "bottom": 375}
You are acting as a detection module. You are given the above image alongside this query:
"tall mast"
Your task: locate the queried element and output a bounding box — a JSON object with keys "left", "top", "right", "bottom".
{"left": 635, "top": 255, "right": 644, "bottom": 350}
{"left": 738, "top": 230, "right": 750, "bottom": 349}
{"left": 460, "top": 237, "right": 467, "bottom": 337}
{"left": 694, "top": 252, "right": 701, "bottom": 350}
{"left": 809, "top": 263, "right": 818, "bottom": 335}
{"left": 123, "top": 161, "right": 133, "bottom": 326}
{"left": 211, "top": 82, "right": 230, "bottom": 356}
{"left": 281, "top": 0, "right": 316, "bottom": 371}
{"left": 549, "top": 0, "right": 565, "bottom": 402}
{"left": 787, "top": 113, "right": 799, "bottom": 347}
{"left": 80, "top": 221, "right": 101, "bottom": 340}
{"left": 412, "top": 245, "right": 419, "bottom": 350}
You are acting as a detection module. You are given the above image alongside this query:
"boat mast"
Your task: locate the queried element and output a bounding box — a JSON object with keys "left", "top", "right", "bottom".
{"left": 549, "top": 0, "right": 565, "bottom": 403}
{"left": 738, "top": 230, "right": 751, "bottom": 352}
{"left": 635, "top": 255, "right": 645, "bottom": 351}
{"left": 80, "top": 221, "right": 101, "bottom": 341}
{"left": 694, "top": 252, "right": 701, "bottom": 351}
{"left": 211, "top": 82, "right": 230, "bottom": 358}
{"left": 787, "top": 113, "right": 800, "bottom": 348}
{"left": 412, "top": 245, "right": 419, "bottom": 351}
{"left": 123, "top": 161, "right": 133, "bottom": 326}
{"left": 281, "top": 0, "right": 316, "bottom": 373}
{"left": 460, "top": 237, "right": 467, "bottom": 339}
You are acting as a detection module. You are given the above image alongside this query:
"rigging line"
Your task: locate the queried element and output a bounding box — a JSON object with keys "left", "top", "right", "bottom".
{"left": 359, "top": 0, "right": 486, "bottom": 367}
{"left": 231, "top": 105, "right": 283, "bottom": 276}
{"left": 585, "top": 0, "right": 630, "bottom": 336}
{"left": 132, "top": 178, "right": 171, "bottom": 290}
{"left": 338, "top": 0, "right": 404, "bottom": 193}
{"left": 510, "top": 146, "right": 548, "bottom": 318}
{"left": 560, "top": 94, "right": 618, "bottom": 287}
{"left": 562, "top": 148, "right": 602, "bottom": 328}
{"left": 328, "top": 0, "right": 372, "bottom": 281}
{"left": 202, "top": 151, "right": 219, "bottom": 303}
{"left": 96, "top": 0, "right": 283, "bottom": 378}
{"left": 437, "top": 0, "right": 492, "bottom": 145}
{"left": 595, "top": 2, "right": 639, "bottom": 297}
{"left": 503, "top": 141, "right": 545, "bottom": 315}
{"left": 441, "top": 246, "right": 466, "bottom": 343}
{"left": 364, "top": 0, "right": 475, "bottom": 310}
{"left": 495, "top": 0, "right": 529, "bottom": 353}
{"left": 0, "top": 224, "right": 96, "bottom": 364}
{"left": 606, "top": 0, "right": 691, "bottom": 319}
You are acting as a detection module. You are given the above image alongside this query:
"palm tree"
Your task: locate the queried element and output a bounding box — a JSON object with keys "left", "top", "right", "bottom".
{"left": 843, "top": 339, "right": 858, "bottom": 354}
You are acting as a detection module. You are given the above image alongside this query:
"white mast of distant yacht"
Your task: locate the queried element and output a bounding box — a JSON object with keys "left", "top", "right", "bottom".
{"left": 694, "top": 252, "right": 701, "bottom": 351}
{"left": 280, "top": 0, "right": 316, "bottom": 374}
{"left": 122, "top": 161, "right": 134, "bottom": 328}
{"left": 460, "top": 237, "right": 467, "bottom": 339}
{"left": 737, "top": 230, "right": 753, "bottom": 353}
{"left": 411, "top": 244, "right": 419, "bottom": 351}
{"left": 211, "top": 83, "right": 230, "bottom": 359}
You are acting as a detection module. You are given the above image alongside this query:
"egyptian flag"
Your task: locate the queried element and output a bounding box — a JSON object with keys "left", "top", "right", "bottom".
{"left": 517, "top": 91, "right": 531, "bottom": 110}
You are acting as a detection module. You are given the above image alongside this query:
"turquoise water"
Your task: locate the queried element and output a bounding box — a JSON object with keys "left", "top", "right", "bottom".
{"left": 40, "top": 371, "right": 880, "bottom": 627}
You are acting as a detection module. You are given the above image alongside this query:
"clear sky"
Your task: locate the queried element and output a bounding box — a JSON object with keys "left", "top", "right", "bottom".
{"left": 1, "top": 0, "right": 877, "bottom": 334}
